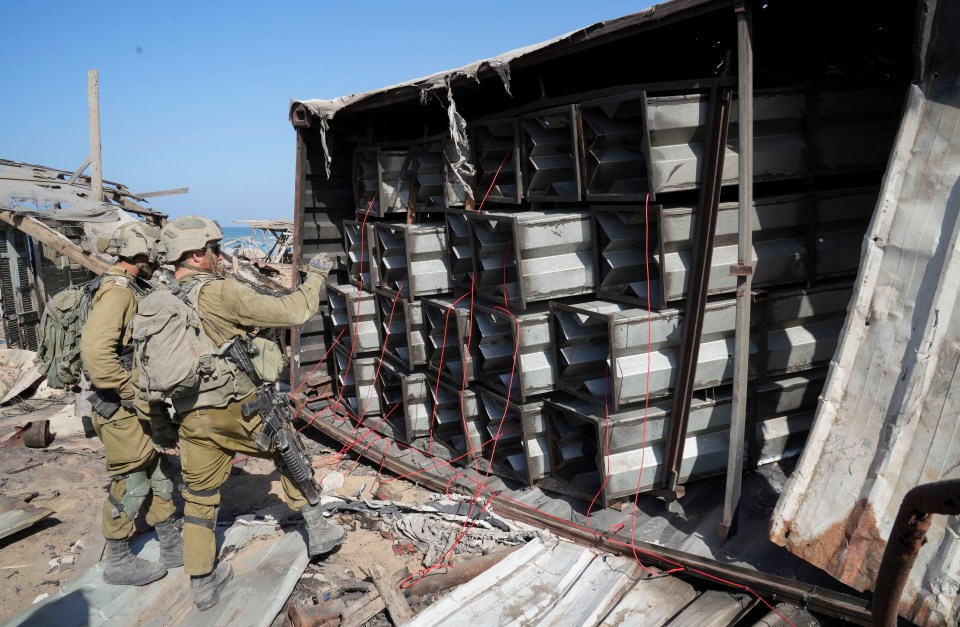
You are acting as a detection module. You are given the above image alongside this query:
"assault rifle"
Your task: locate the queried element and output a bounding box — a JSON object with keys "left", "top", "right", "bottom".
{"left": 224, "top": 336, "right": 321, "bottom": 506}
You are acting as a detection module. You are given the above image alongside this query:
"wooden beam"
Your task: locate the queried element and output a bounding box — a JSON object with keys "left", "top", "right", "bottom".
{"left": 370, "top": 561, "right": 413, "bottom": 625}
{"left": 102, "top": 190, "right": 168, "bottom": 224}
{"left": 133, "top": 187, "right": 189, "bottom": 199}
{"left": 342, "top": 589, "right": 384, "bottom": 627}
{"left": 67, "top": 157, "right": 91, "bottom": 185}
{"left": 341, "top": 565, "right": 413, "bottom": 627}
{"left": 0, "top": 210, "right": 111, "bottom": 275}
{"left": 87, "top": 70, "right": 103, "bottom": 202}
{"left": 28, "top": 236, "right": 48, "bottom": 310}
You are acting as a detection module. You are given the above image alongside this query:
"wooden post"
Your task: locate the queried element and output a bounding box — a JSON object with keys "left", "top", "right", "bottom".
{"left": 87, "top": 70, "right": 103, "bottom": 203}
{"left": 720, "top": 0, "right": 754, "bottom": 541}
{"left": 370, "top": 561, "right": 414, "bottom": 625}
{"left": 27, "top": 237, "right": 48, "bottom": 309}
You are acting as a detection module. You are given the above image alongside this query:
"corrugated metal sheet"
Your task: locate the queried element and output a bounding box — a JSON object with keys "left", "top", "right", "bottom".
{"left": 406, "top": 537, "right": 714, "bottom": 627}
{"left": 6, "top": 524, "right": 309, "bottom": 627}
{"left": 770, "top": 82, "right": 960, "bottom": 626}
{"left": 0, "top": 495, "right": 52, "bottom": 542}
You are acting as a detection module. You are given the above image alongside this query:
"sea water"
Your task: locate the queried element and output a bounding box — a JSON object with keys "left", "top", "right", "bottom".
{"left": 220, "top": 225, "right": 273, "bottom": 254}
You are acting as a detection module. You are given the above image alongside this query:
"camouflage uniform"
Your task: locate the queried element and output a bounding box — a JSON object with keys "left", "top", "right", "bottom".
{"left": 176, "top": 270, "right": 326, "bottom": 576}
{"left": 80, "top": 265, "right": 176, "bottom": 540}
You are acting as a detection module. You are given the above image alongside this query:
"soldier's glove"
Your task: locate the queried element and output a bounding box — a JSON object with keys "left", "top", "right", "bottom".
{"left": 149, "top": 410, "right": 179, "bottom": 449}
{"left": 306, "top": 253, "right": 334, "bottom": 279}
{"left": 152, "top": 425, "right": 179, "bottom": 450}
{"left": 119, "top": 379, "right": 137, "bottom": 410}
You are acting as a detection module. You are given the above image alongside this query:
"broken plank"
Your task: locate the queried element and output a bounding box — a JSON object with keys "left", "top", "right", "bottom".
{"left": 134, "top": 187, "right": 189, "bottom": 199}
{"left": 370, "top": 561, "right": 413, "bottom": 625}
{"left": 341, "top": 565, "right": 414, "bottom": 627}
{"left": 0, "top": 210, "right": 111, "bottom": 274}
{"left": 67, "top": 157, "right": 91, "bottom": 185}
{"left": 341, "top": 589, "right": 384, "bottom": 627}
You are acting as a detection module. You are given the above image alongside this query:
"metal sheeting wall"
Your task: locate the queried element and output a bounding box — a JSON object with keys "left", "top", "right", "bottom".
{"left": 0, "top": 227, "right": 40, "bottom": 351}
{"left": 770, "top": 82, "right": 960, "bottom": 626}
{"left": 294, "top": 78, "right": 901, "bottom": 497}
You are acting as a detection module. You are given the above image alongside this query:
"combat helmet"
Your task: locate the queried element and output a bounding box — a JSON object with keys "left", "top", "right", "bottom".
{"left": 99, "top": 221, "right": 162, "bottom": 262}
{"left": 158, "top": 216, "right": 223, "bottom": 264}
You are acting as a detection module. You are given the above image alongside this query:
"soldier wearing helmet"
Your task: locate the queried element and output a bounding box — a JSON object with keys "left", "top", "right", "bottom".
{"left": 156, "top": 216, "right": 343, "bottom": 611}
{"left": 79, "top": 220, "right": 183, "bottom": 587}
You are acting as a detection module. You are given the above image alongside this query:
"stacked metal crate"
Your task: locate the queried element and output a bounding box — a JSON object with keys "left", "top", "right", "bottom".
{"left": 323, "top": 80, "right": 901, "bottom": 502}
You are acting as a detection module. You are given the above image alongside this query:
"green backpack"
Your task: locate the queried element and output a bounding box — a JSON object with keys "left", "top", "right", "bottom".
{"left": 34, "top": 278, "right": 101, "bottom": 389}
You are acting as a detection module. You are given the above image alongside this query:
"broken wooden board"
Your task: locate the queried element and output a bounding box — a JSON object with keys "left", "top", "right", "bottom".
{"left": 4, "top": 522, "right": 310, "bottom": 626}
{"left": 0, "top": 495, "right": 53, "bottom": 542}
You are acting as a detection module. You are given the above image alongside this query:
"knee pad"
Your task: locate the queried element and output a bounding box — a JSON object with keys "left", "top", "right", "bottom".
{"left": 149, "top": 455, "right": 176, "bottom": 502}
{"left": 182, "top": 485, "right": 220, "bottom": 531}
{"left": 110, "top": 470, "right": 149, "bottom": 519}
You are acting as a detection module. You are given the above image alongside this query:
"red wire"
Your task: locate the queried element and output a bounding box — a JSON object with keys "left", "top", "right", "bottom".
{"left": 585, "top": 364, "right": 613, "bottom": 524}
{"left": 301, "top": 152, "right": 798, "bottom": 627}
{"left": 429, "top": 289, "right": 473, "bottom": 453}
{"left": 476, "top": 144, "right": 514, "bottom": 214}
{"left": 460, "top": 277, "right": 477, "bottom": 460}
{"left": 501, "top": 240, "right": 513, "bottom": 312}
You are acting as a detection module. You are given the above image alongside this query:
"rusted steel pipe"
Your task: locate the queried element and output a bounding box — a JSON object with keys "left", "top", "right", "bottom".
{"left": 754, "top": 603, "right": 820, "bottom": 627}
{"left": 663, "top": 61, "right": 734, "bottom": 501}
{"left": 872, "top": 478, "right": 960, "bottom": 627}
{"left": 403, "top": 544, "right": 522, "bottom": 602}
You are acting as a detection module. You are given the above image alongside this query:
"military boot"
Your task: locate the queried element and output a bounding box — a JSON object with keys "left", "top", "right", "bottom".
{"left": 301, "top": 503, "right": 346, "bottom": 557}
{"left": 102, "top": 539, "right": 168, "bottom": 586}
{"left": 155, "top": 518, "right": 183, "bottom": 568}
{"left": 191, "top": 562, "right": 234, "bottom": 611}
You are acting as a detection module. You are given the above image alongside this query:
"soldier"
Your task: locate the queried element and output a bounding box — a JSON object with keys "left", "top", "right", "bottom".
{"left": 79, "top": 220, "right": 183, "bottom": 586}
{"left": 155, "top": 216, "right": 344, "bottom": 611}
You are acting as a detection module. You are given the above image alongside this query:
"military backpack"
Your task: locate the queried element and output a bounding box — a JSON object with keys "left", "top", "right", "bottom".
{"left": 34, "top": 277, "right": 102, "bottom": 389}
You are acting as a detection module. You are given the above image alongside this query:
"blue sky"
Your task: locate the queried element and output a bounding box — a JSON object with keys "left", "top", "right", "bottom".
{"left": 2, "top": 1, "right": 655, "bottom": 224}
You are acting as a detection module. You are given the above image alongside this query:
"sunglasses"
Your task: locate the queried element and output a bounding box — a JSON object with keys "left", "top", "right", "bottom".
{"left": 205, "top": 243, "right": 222, "bottom": 255}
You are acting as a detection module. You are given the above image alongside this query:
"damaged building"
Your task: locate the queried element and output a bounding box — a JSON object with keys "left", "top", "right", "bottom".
{"left": 0, "top": 159, "right": 169, "bottom": 354}
{"left": 287, "top": 0, "right": 960, "bottom": 625}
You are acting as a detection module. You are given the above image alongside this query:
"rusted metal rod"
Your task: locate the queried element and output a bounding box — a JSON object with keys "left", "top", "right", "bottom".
{"left": 302, "top": 413, "right": 875, "bottom": 624}
{"left": 403, "top": 544, "right": 522, "bottom": 602}
{"left": 872, "top": 478, "right": 960, "bottom": 627}
{"left": 663, "top": 58, "right": 734, "bottom": 502}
